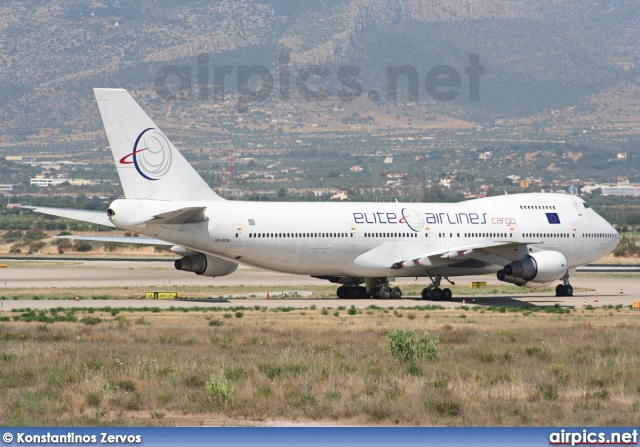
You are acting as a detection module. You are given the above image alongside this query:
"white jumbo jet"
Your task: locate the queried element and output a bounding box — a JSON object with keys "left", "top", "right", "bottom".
{"left": 26, "top": 89, "right": 619, "bottom": 300}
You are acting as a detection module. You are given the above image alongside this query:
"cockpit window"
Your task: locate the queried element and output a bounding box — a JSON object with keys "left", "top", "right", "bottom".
{"left": 583, "top": 202, "right": 590, "bottom": 209}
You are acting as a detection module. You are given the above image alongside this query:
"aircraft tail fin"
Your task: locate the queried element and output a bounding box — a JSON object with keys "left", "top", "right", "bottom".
{"left": 94, "top": 88, "right": 222, "bottom": 201}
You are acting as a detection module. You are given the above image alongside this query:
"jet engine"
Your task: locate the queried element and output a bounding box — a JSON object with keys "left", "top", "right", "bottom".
{"left": 174, "top": 253, "right": 238, "bottom": 277}
{"left": 497, "top": 251, "right": 567, "bottom": 286}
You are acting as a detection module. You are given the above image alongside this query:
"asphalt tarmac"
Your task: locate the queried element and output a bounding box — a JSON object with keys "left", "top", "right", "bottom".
{"left": 0, "top": 259, "right": 638, "bottom": 311}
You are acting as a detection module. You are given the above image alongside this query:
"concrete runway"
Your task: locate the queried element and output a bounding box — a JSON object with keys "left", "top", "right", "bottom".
{"left": 0, "top": 259, "right": 638, "bottom": 311}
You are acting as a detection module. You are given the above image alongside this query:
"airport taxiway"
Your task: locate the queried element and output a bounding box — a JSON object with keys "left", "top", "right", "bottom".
{"left": 0, "top": 258, "right": 638, "bottom": 311}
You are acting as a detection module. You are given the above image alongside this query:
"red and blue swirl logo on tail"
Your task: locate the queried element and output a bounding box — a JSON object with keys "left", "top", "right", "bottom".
{"left": 119, "top": 128, "right": 172, "bottom": 181}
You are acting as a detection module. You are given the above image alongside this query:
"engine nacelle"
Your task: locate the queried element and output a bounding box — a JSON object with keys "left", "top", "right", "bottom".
{"left": 496, "top": 270, "right": 528, "bottom": 286}
{"left": 174, "top": 253, "right": 238, "bottom": 277}
{"left": 497, "top": 251, "right": 567, "bottom": 285}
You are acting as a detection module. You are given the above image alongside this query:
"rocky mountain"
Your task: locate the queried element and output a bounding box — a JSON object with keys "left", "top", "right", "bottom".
{"left": 0, "top": 0, "right": 639, "bottom": 141}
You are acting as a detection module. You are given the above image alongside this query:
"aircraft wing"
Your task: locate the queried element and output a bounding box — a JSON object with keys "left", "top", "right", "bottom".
{"left": 21, "top": 206, "right": 115, "bottom": 228}
{"left": 54, "top": 235, "right": 171, "bottom": 246}
{"left": 391, "top": 240, "right": 540, "bottom": 270}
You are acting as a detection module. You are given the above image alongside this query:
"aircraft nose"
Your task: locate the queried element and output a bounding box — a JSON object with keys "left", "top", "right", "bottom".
{"left": 605, "top": 220, "right": 619, "bottom": 252}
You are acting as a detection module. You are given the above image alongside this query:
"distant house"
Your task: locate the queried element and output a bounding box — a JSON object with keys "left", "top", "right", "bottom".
{"left": 30, "top": 178, "right": 98, "bottom": 187}
{"left": 331, "top": 190, "right": 351, "bottom": 201}
{"left": 617, "top": 152, "right": 627, "bottom": 159}
{"left": 384, "top": 157, "right": 393, "bottom": 164}
{"left": 350, "top": 165, "right": 363, "bottom": 172}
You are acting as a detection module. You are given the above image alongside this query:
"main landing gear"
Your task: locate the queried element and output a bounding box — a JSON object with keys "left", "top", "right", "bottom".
{"left": 376, "top": 284, "right": 402, "bottom": 300}
{"left": 421, "top": 273, "right": 454, "bottom": 301}
{"left": 555, "top": 272, "right": 574, "bottom": 297}
{"left": 336, "top": 282, "right": 402, "bottom": 299}
{"left": 336, "top": 285, "right": 368, "bottom": 299}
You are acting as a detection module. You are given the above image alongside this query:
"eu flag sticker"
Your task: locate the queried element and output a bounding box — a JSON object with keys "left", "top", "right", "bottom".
{"left": 546, "top": 212, "right": 561, "bottom": 224}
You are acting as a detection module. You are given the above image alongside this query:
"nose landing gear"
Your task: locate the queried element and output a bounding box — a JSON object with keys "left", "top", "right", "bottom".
{"left": 555, "top": 272, "right": 573, "bottom": 297}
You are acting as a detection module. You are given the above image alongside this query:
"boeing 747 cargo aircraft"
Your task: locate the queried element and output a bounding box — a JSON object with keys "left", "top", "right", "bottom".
{"left": 26, "top": 89, "right": 619, "bottom": 300}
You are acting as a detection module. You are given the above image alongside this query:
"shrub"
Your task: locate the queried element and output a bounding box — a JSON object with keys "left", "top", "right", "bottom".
{"left": 536, "top": 383, "right": 558, "bottom": 401}
{"left": 525, "top": 346, "right": 543, "bottom": 357}
{"left": 80, "top": 316, "right": 102, "bottom": 326}
{"left": 25, "top": 228, "right": 46, "bottom": 238}
{"left": 115, "top": 379, "right": 136, "bottom": 392}
{"left": 384, "top": 328, "right": 439, "bottom": 362}
{"left": 184, "top": 375, "right": 205, "bottom": 389}
{"left": 86, "top": 392, "right": 101, "bottom": 407}
{"left": 204, "top": 373, "right": 235, "bottom": 404}
{"left": 430, "top": 398, "right": 462, "bottom": 417}
{"left": 28, "top": 241, "right": 46, "bottom": 253}
{"left": 74, "top": 241, "right": 93, "bottom": 252}
{"left": 254, "top": 386, "right": 273, "bottom": 397}
{"left": 234, "top": 311, "right": 244, "bottom": 318}
{"left": 347, "top": 305, "right": 357, "bottom": 315}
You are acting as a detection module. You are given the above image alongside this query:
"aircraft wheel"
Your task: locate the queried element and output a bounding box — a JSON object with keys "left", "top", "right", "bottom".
{"left": 433, "top": 288, "right": 443, "bottom": 301}
{"left": 564, "top": 285, "right": 573, "bottom": 297}
{"left": 555, "top": 284, "right": 566, "bottom": 297}
{"left": 391, "top": 287, "right": 402, "bottom": 299}
{"left": 442, "top": 288, "right": 452, "bottom": 301}
{"left": 379, "top": 285, "right": 392, "bottom": 300}
{"left": 421, "top": 288, "right": 431, "bottom": 300}
{"left": 337, "top": 286, "right": 345, "bottom": 299}
{"left": 357, "top": 287, "right": 368, "bottom": 299}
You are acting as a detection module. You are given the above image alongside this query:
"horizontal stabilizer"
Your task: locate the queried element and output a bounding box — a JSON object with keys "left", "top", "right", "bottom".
{"left": 147, "top": 207, "right": 207, "bottom": 225}
{"left": 22, "top": 206, "right": 115, "bottom": 228}
{"left": 55, "top": 235, "right": 170, "bottom": 246}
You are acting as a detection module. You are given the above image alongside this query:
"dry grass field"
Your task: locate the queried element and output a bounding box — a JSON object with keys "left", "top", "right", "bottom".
{"left": 1, "top": 303, "right": 639, "bottom": 427}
